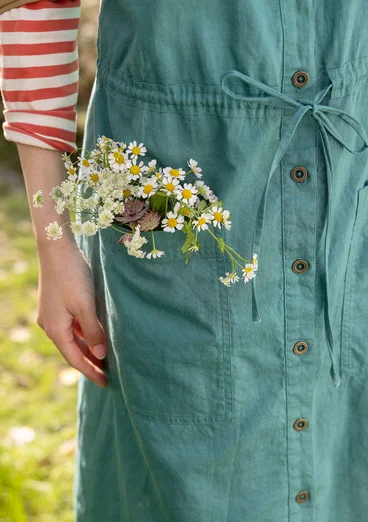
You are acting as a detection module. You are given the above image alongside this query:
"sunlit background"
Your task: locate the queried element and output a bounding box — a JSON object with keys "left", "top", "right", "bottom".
{"left": 0, "top": 3, "right": 99, "bottom": 520}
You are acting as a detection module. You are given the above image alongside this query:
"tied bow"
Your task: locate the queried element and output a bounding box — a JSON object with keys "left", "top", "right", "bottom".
{"left": 220, "top": 69, "right": 368, "bottom": 388}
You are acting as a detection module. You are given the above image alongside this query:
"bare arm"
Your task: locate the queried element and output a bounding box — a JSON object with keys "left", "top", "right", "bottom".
{"left": 17, "top": 144, "right": 108, "bottom": 388}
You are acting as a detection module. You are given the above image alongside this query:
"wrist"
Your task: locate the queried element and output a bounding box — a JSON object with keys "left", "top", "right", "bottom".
{"left": 36, "top": 228, "right": 79, "bottom": 256}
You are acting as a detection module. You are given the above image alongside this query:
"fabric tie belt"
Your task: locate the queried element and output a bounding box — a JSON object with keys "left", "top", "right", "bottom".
{"left": 220, "top": 69, "right": 368, "bottom": 389}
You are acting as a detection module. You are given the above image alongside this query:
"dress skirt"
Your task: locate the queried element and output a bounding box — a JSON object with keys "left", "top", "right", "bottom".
{"left": 73, "top": 1, "right": 368, "bottom": 520}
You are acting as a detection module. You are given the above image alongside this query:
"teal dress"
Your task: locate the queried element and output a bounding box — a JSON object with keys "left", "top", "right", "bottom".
{"left": 74, "top": 1, "right": 368, "bottom": 520}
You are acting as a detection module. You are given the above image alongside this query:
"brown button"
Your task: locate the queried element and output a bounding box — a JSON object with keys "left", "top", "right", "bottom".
{"left": 293, "top": 341, "right": 309, "bottom": 355}
{"left": 292, "top": 71, "right": 309, "bottom": 87}
{"left": 293, "top": 418, "right": 309, "bottom": 431}
{"left": 292, "top": 259, "right": 308, "bottom": 273}
{"left": 296, "top": 490, "right": 310, "bottom": 503}
{"left": 291, "top": 166, "right": 308, "bottom": 183}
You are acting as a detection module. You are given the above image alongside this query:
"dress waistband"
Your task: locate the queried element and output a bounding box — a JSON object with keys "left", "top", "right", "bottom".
{"left": 220, "top": 69, "right": 368, "bottom": 389}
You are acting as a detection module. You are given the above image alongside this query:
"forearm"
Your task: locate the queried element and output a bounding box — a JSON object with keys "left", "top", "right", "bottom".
{"left": 16, "top": 142, "right": 77, "bottom": 252}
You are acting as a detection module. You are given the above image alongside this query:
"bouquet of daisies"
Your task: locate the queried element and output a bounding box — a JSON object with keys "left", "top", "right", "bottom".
{"left": 32, "top": 135, "right": 258, "bottom": 286}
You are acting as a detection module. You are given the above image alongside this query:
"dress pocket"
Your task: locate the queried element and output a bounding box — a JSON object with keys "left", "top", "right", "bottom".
{"left": 341, "top": 183, "right": 368, "bottom": 374}
{"left": 98, "top": 224, "right": 233, "bottom": 424}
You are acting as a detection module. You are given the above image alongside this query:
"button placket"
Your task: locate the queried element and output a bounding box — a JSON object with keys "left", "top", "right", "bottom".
{"left": 282, "top": 64, "right": 317, "bottom": 513}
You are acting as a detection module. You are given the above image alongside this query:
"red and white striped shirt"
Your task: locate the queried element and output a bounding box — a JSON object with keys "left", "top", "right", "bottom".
{"left": 0, "top": 0, "right": 80, "bottom": 152}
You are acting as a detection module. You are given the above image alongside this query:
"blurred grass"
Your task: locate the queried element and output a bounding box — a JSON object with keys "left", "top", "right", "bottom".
{"left": 0, "top": 1, "right": 99, "bottom": 520}
{"left": 0, "top": 178, "right": 80, "bottom": 522}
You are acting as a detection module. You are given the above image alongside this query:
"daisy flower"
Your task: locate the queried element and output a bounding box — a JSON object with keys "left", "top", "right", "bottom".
{"left": 128, "top": 141, "right": 147, "bottom": 158}
{"left": 66, "top": 165, "right": 78, "bottom": 182}
{"left": 194, "top": 180, "right": 213, "bottom": 200}
{"left": 147, "top": 248, "right": 165, "bottom": 259}
{"left": 175, "top": 183, "right": 199, "bottom": 206}
{"left": 161, "top": 175, "right": 181, "bottom": 196}
{"left": 147, "top": 159, "right": 157, "bottom": 171}
{"left": 163, "top": 166, "right": 186, "bottom": 180}
{"left": 173, "top": 201, "right": 180, "bottom": 212}
{"left": 252, "top": 253, "right": 259, "bottom": 271}
{"left": 219, "top": 272, "right": 240, "bottom": 286}
{"left": 137, "top": 177, "right": 158, "bottom": 199}
{"left": 187, "top": 158, "right": 202, "bottom": 178}
{"left": 89, "top": 172, "right": 100, "bottom": 184}
{"left": 122, "top": 186, "right": 135, "bottom": 200}
{"left": 154, "top": 167, "right": 164, "bottom": 180}
{"left": 209, "top": 206, "right": 232, "bottom": 230}
{"left": 77, "top": 155, "right": 95, "bottom": 175}
{"left": 108, "top": 149, "right": 131, "bottom": 172}
{"left": 242, "top": 264, "right": 256, "bottom": 283}
{"left": 128, "top": 158, "right": 149, "bottom": 180}
{"left": 116, "top": 141, "right": 127, "bottom": 151}
{"left": 162, "top": 211, "right": 185, "bottom": 233}
{"left": 192, "top": 213, "right": 212, "bottom": 231}
{"left": 45, "top": 221, "right": 63, "bottom": 241}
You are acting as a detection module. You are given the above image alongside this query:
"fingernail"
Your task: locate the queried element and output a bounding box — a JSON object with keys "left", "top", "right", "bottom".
{"left": 92, "top": 344, "right": 106, "bottom": 359}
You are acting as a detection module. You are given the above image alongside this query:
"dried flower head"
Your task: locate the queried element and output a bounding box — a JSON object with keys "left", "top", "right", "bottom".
{"left": 137, "top": 210, "right": 162, "bottom": 232}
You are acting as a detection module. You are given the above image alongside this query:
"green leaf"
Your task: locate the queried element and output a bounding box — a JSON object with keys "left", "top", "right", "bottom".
{"left": 149, "top": 192, "right": 168, "bottom": 215}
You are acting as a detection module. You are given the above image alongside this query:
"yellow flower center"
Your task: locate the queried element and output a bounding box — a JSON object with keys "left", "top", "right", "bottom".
{"left": 214, "top": 212, "right": 223, "bottom": 222}
{"left": 68, "top": 167, "right": 75, "bottom": 175}
{"left": 170, "top": 169, "right": 180, "bottom": 177}
{"left": 165, "top": 182, "right": 175, "bottom": 192}
{"left": 82, "top": 159, "right": 90, "bottom": 167}
{"left": 90, "top": 173, "right": 99, "bottom": 182}
{"left": 198, "top": 217, "right": 206, "bottom": 226}
{"left": 123, "top": 189, "right": 131, "bottom": 198}
{"left": 245, "top": 266, "right": 253, "bottom": 273}
{"left": 113, "top": 152, "right": 125, "bottom": 164}
{"left": 143, "top": 184, "right": 153, "bottom": 194}
{"left": 130, "top": 165, "right": 140, "bottom": 175}
{"left": 182, "top": 189, "right": 192, "bottom": 199}
{"left": 183, "top": 208, "right": 191, "bottom": 216}
{"left": 167, "top": 217, "right": 178, "bottom": 228}
{"left": 132, "top": 146, "right": 141, "bottom": 155}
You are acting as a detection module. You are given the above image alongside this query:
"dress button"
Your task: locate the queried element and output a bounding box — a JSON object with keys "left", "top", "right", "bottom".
{"left": 291, "top": 166, "right": 308, "bottom": 183}
{"left": 293, "top": 341, "right": 309, "bottom": 355}
{"left": 293, "top": 418, "right": 309, "bottom": 431}
{"left": 296, "top": 490, "right": 310, "bottom": 503}
{"left": 292, "top": 259, "right": 308, "bottom": 273}
{"left": 292, "top": 70, "right": 309, "bottom": 87}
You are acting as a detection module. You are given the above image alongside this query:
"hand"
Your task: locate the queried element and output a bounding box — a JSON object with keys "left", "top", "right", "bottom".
{"left": 36, "top": 240, "right": 108, "bottom": 388}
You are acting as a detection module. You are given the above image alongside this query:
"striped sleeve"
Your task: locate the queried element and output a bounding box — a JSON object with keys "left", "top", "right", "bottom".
{"left": 0, "top": 0, "right": 81, "bottom": 152}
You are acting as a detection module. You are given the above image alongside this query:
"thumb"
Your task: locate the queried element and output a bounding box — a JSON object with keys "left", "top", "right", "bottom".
{"left": 77, "top": 306, "right": 106, "bottom": 360}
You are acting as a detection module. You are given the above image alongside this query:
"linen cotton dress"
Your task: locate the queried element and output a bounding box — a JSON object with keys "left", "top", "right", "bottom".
{"left": 74, "top": 1, "right": 368, "bottom": 521}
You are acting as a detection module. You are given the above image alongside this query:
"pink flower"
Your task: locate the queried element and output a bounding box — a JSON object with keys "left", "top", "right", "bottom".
{"left": 115, "top": 199, "right": 149, "bottom": 224}
{"left": 137, "top": 210, "right": 162, "bottom": 232}
{"left": 118, "top": 234, "right": 133, "bottom": 245}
